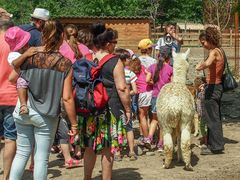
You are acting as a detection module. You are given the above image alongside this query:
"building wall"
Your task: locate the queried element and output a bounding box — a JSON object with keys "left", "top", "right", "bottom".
{"left": 106, "top": 23, "right": 150, "bottom": 54}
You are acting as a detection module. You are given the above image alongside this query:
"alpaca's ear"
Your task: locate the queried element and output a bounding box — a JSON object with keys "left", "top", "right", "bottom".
{"left": 172, "top": 51, "right": 177, "bottom": 58}
{"left": 184, "top": 48, "right": 190, "bottom": 59}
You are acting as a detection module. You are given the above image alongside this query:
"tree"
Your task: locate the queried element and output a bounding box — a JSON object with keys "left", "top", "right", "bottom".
{"left": 203, "top": 0, "right": 233, "bottom": 31}
{"left": 0, "top": 0, "right": 203, "bottom": 25}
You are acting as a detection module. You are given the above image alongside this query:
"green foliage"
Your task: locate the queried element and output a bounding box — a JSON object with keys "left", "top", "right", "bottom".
{"left": 0, "top": 0, "right": 203, "bottom": 25}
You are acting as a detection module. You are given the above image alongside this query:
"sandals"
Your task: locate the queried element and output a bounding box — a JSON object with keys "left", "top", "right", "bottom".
{"left": 19, "top": 104, "right": 29, "bottom": 115}
{"left": 129, "top": 153, "right": 137, "bottom": 161}
{"left": 65, "top": 158, "right": 84, "bottom": 169}
{"left": 114, "top": 154, "right": 122, "bottom": 162}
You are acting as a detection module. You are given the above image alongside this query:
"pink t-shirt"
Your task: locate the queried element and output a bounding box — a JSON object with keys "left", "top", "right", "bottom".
{"left": 148, "top": 63, "right": 173, "bottom": 97}
{"left": 136, "top": 65, "right": 152, "bottom": 93}
{"left": 59, "top": 41, "right": 90, "bottom": 63}
{"left": 0, "top": 33, "right": 17, "bottom": 106}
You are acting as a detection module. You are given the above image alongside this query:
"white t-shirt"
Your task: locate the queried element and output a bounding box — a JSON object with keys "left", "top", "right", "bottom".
{"left": 124, "top": 68, "right": 137, "bottom": 85}
{"left": 138, "top": 55, "right": 157, "bottom": 69}
{"left": 155, "top": 37, "right": 180, "bottom": 52}
{"left": 8, "top": 52, "right": 21, "bottom": 66}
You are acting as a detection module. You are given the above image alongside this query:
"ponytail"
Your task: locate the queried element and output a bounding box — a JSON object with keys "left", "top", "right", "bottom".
{"left": 153, "top": 58, "right": 164, "bottom": 83}
{"left": 64, "top": 24, "right": 82, "bottom": 59}
{"left": 68, "top": 34, "right": 82, "bottom": 59}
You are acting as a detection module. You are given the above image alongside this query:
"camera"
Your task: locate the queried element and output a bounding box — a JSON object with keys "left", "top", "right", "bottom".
{"left": 164, "top": 34, "right": 173, "bottom": 46}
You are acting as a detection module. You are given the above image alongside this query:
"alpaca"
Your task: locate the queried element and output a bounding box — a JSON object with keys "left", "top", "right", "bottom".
{"left": 156, "top": 49, "right": 195, "bottom": 171}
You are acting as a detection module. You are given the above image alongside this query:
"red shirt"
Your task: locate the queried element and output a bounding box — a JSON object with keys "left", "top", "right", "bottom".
{"left": 0, "top": 33, "right": 17, "bottom": 106}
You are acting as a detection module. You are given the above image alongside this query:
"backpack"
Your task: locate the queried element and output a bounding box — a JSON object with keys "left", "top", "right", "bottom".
{"left": 72, "top": 53, "right": 117, "bottom": 116}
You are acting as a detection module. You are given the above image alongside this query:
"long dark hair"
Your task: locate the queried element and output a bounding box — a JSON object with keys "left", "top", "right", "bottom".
{"left": 153, "top": 58, "right": 164, "bottom": 83}
{"left": 91, "top": 22, "right": 118, "bottom": 49}
{"left": 153, "top": 46, "right": 171, "bottom": 83}
{"left": 64, "top": 24, "right": 82, "bottom": 59}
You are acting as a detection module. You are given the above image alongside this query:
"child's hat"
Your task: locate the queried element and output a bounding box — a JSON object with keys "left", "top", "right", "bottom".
{"left": 138, "top": 39, "right": 155, "bottom": 50}
{"left": 5, "top": 26, "right": 31, "bottom": 51}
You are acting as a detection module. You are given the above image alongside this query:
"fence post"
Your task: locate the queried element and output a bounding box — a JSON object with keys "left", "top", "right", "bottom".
{"left": 230, "top": 28, "right": 232, "bottom": 47}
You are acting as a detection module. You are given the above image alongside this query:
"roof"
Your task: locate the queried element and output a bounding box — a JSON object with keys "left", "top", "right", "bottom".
{"left": 56, "top": 15, "right": 152, "bottom": 25}
{"left": 177, "top": 22, "right": 204, "bottom": 30}
{"left": 57, "top": 15, "right": 151, "bottom": 20}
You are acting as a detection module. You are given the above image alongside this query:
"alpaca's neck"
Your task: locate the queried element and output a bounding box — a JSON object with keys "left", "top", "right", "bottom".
{"left": 172, "top": 69, "right": 187, "bottom": 84}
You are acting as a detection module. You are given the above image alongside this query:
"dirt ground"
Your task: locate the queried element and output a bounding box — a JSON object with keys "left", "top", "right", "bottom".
{"left": 1, "top": 88, "right": 239, "bottom": 180}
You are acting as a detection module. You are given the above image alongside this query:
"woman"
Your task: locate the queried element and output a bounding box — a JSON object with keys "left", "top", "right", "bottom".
{"left": 196, "top": 26, "right": 225, "bottom": 155}
{"left": 9, "top": 20, "right": 78, "bottom": 180}
{"left": 78, "top": 23, "right": 131, "bottom": 180}
{"left": 146, "top": 46, "right": 173, "bottom": 152}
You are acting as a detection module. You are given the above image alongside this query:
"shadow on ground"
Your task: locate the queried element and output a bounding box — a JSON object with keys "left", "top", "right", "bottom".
{"left": 93, "top": 168, "right": 142, "bottom": 180}
{"left": 22, "top": 168, "right": 63, "bottom": 180}
{"left": 224, "top": 137, "right": 239, "bottom": 144}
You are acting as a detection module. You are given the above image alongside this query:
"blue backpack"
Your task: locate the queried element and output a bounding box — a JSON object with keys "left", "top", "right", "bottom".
{"left": 72, "top": 53, "right": 116, "bottom": 116}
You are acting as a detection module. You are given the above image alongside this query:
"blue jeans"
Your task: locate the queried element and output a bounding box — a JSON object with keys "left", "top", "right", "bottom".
{"left": 0, "top": 106, "right": 17, "bottom": 140}
{"left": 10, "top": 104, "right": 59, "bottom": 180}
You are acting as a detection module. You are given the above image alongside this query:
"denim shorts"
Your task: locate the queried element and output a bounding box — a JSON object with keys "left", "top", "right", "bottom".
{"left": 125, "top": 120, "right": 133, "bottom": 132}
{"left": 151, "top": 97, "right": 157, "bottom": 113}
{"left": 0, "top": 106, "right": 17, "bottom": 140}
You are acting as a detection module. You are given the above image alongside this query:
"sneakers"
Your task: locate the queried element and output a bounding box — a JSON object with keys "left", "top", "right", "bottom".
{"left": 200, "top": 145, "right": 213, "bottom": 155}
{"left": 144, "top": 137, "right": 151, "bottom": 149}
{"left": 137, "top": 136, "right": 145, "bottom": 146}
{"left": 157, "top": 144, "right": 164, "bottom": 152}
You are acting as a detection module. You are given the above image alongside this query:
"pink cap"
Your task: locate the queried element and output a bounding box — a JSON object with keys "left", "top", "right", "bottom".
{"left": 126, "top": 49, "right": 134, "bottom": 57}
{"left": 4, "top": 26, "right": 31, "bottom": 51}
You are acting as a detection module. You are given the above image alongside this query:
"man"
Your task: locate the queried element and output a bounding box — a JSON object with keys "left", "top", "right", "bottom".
{"left": 19, "top": 8, "right": 50, "bottom": 46}
{"left": 155, "top": 23, "right": 183, "bottom": 66}
{"left": 0, "top": 20, "right": 17, "bottom": 180}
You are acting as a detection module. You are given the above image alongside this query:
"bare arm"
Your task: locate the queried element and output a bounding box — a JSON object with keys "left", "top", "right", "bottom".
{"left": 62, "top": 68, "right": 78, "bottom": 134}
{"left": 146, "top": 70, "right": 154, "bottom": 85}
{"left": 170, "top": 31, "right": 183, "bottom": 45}
{"left": 113, "top": 60, "right": 131, "bottom": 120}
{"left": 12, "top": 47, "right": 38, "bottom": 68}
{"left": 8, "top": 69, "right": 19, "bottom": 83}
{"left": 196, "top": 50, "right": 217, "bottom": 71}
{"left": 130, "top": 81, "right": 138, "bottom": 95}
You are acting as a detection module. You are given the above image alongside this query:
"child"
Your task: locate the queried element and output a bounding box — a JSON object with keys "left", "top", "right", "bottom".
{"left": 194, "top": 77, "right": 207, "bottom": 146}
{"left": 115, "top": 48, "right": 138, "bottom": 161}
{"left": 5, "top": 26, "right": 38, "bottom": 115}
{"left": 146, "top": 46, "right": 173, "bottom": 152}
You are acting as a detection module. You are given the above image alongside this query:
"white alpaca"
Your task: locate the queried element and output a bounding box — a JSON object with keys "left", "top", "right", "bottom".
{"left": 156, "top": 49, "right": 195, "bottom": 171}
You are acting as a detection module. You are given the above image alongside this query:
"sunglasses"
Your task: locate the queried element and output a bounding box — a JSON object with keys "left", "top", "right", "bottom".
{"left": 110, "top": 40, "right": 118, "bottom": 44}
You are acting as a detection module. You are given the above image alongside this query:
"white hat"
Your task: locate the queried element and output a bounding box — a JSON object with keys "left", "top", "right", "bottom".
{"left": 30, "top": 8, "right": 50, "bottom": 21}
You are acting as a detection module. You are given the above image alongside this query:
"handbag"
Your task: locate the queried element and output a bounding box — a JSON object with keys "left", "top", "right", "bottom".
{"left": 221, "top": 48, "right": 238, "bottom": 92}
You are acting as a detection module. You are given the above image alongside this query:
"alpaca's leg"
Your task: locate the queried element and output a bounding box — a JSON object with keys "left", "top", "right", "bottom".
{"left": 177, "top": 134, "right": 181, "bottom": 163}
{"left": 193, "top": 113, "right": 199, "bottom": 136}
{"left": 181, "top": 124, "right": 193, "bottom": 171}
{"left": 163, "top": 131, "right": 173, "bottom": 169}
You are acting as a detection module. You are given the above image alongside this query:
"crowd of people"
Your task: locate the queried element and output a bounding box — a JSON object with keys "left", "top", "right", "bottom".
{"left": 0, "top": 7, "right": 226, "bottom": 180}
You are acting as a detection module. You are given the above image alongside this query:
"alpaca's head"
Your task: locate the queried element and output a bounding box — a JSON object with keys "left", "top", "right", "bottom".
{"left": 172, "top": 49, "right": 190, "bottom": 84}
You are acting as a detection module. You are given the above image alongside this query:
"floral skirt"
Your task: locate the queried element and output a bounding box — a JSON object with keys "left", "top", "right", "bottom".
{"left": 78, "top": 109, "right": 127, "bottom": 154}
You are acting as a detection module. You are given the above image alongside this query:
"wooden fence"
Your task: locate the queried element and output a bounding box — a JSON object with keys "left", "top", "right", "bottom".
{"left": 151, "top": 32, "right": 239, "bottom": 47}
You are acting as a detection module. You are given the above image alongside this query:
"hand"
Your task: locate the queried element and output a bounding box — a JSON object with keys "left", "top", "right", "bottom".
{"left": 125, "top": 112, "right": 131, "bottom": 124}
{"left": 68, "top": 128, "right": 79, "bottom": 138}
{"left": 24, "top": 47, "right": 38, "bottom": 57}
